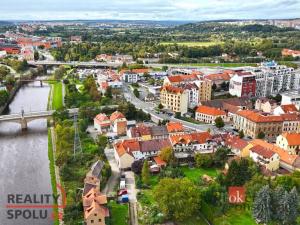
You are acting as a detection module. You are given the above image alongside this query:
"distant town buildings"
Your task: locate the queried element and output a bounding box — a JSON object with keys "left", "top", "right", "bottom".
{"left": 282, "top": 48, "right": 300, "bottom": 58}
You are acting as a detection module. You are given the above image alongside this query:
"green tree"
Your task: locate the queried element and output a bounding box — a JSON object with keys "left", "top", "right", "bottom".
{"left": 34, "top": 51, "right": 39, "bottom": 61}
{"left": 239, "top": 130, "right": 245, "bottom": 138}
{"left": 214, "top": 147, "right": 231, "bottom": 168}
{"left": 194, "top": 153, "right": 213, "bottom": 168}
{"left": 153, "top": 178, "right": 200, "bottom": 221}
{"left": 215, "top": 116, "right": 225, "bottom": 128}
{"left": 257, "top": 131, "right": 265, "bottom": 139}
{"left": 252, "top": 185, "right": 272, "bottom": 224}
{"left": 159, "top": 147, "right": 175, "bottom": 164}
{"left": 133, "top": 88, "right": 139, "bottom": 98}
{"left": 0, "top": 90, "right": 9, "bottom": 106}
{"left": 105, "top": 86, "right": 112, "bottom": 98}
{"left": 142, "top": 160, "right": 150, "bottom": 186}
{"left": 97, "top": 135, "right": 108, "bottom": 149}
{"left": 158, "top": 103, "right": 163, "bottom": 110}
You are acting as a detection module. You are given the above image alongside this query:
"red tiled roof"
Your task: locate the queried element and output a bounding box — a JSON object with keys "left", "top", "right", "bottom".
{"left": 205, "top": 73, "right": 231, "bottom": 81}
{"left": 170, "top": 132, "right": 211, "bottom": 145}
{"left": 196, "top": 105, "right": 226, "bottom": 116}
{"left": 110, "top": 111, "right": 125, "bottom": 122}
{"left": 226, "top": 135, "right": 249, "bottom": 150}
{"left": 237, "top": 110, "right": 283, "bottom": 123}
{"left": 161, "top": 85, "right": 185, "bottom": 94}
{"left": 166, "top": 122, "right": 184, "bottom": 133}
{"left": 114, "top": 139, "right": 140, "bottom": 157}
{"left": 153, "top": 156, "right": 167, "bottom": 166}
{"left": 250, "top": 145, "right": 275, "bottom": 159}
{"left": 281, "top": 104, "right": 298, "bottom": 113}
{"left": 282, "top": 133, "right": 300, "bottom": 146}
{"left": 167, "top": 74, "right": 199, "bottom": 83}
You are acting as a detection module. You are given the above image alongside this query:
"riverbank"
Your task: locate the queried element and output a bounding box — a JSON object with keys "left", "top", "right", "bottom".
{"left": 0, "top": 81, "right": 21, "bottom": 114}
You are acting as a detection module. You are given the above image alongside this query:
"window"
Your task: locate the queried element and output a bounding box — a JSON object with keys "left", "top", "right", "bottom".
{"left": 91, "top": 220, "right": 94, "bottom": 223}
{"left": 98, "top": 219, "right": 102, "bottom": 222}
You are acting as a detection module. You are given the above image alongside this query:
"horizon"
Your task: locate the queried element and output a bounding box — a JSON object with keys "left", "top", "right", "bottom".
{"left": 1, "top": 0, "right": 300, "bottom": 21}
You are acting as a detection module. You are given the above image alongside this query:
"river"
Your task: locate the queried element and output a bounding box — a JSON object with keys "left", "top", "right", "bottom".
{"left": 0, "top": 80, "right": 53, "bottom": 225}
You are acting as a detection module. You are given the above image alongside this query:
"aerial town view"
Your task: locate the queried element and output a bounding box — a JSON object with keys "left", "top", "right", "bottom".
{"left": 0, "top": 1, "right": 300, "bottom": 225}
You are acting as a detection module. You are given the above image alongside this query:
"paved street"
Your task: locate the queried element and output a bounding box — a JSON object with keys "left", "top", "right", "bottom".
{"left": 123, "top": 83, "right": 231, "bottom": 134}
{"left": 103, "top": 148, "right": 120, "bottom": 195}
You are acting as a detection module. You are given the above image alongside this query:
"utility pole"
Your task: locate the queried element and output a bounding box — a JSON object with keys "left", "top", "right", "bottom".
{"left": 73, "top": 114, "right": 82, "bottom": 156}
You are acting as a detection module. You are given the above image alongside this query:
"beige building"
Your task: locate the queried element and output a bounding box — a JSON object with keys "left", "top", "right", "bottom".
{"left": 195, "top": 105, "right": 227, "bottom": 124}
{"left": 249, "top": 145, "right": 280, "bottom": 171}
{"left": 233, "top": 110, "right": 284, "bottom": 139}
{"left": 196, "top": 79, "right": 212, "bottom": 101}
{"left": 276, "top": 133, "right": 300, "bottom": 155}
{"left": 160, "top": 86, "right": 189, "bottom": 115}
{"left": 255, "top": 98, "right": 277, "bottom": 113}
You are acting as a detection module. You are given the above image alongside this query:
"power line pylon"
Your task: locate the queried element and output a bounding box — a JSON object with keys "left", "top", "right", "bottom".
{"left": 73, "top": 114, "right": 82, "bottom": 156}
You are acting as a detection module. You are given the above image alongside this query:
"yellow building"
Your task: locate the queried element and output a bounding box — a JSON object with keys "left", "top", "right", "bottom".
{"left": 160, "top": 86, "right": 189, "bottom": 115}
{"left": 196, "top": 79, "right": 212, "bottom": 101}
{"left": 276, "top": 133, "right": 300, "bottom": 155}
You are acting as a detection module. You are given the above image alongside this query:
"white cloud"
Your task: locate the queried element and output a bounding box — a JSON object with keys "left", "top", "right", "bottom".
{"left": 0, "top": 0, "right": 299, "bottom": 20}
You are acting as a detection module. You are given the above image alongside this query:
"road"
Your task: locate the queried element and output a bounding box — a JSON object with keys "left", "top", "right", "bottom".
{"left": 123, "top": 83, "right": 231, "bottom": 134}
{"left": 102, "top": 148, "right": 120, "bottom": 195}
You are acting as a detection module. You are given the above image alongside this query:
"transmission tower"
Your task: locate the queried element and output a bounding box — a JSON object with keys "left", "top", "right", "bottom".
{"left": 73, "top": 114, "right": 82, "bottom": 156}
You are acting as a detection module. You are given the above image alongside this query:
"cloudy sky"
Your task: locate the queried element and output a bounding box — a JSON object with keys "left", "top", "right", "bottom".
{"left": 1, "top": 0, "right": 299, "bottom": 21}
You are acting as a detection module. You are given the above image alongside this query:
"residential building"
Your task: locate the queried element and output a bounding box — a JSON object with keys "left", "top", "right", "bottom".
{"left": 195, "top": 105, "right": 227, "bottom": 124}
{"left": 281, "top": 90, "right": 300, "bottom": 110}
{"left": 149, "top": 126, "right": 169, "bottom": 140}
{"left": 249, "top": 145, "right": 280, "bottom": 171}
{"left": 169, "top": 132, "right": 213, "bottom": 159}
{"left": 139, "top": 139, "right": 172, "bottom": 158}
{"left": 282, "top": 48, "right": 300, "bottom": 58}
{"left": 163, "top": 74, "right": 200, "bottom": 86}
{"left": 204, "top": 72, "right": 231, "bottom": 88}
{"left": 276, "top": 133, "right": 300, "bottom": 155}
{"left": 233, "top": 110, "right": 283, "bottom": 139}
{"left": 110, "top": 111, "right": 127, "bottom": 136}
{"left": 229, "top": 71, "right": 256, "bottom": 97}
{"left": 122, "top": 72, "right": 138, "bottom": 83}
{"left": 249, "top": 139, "right": 300, "bottom": 172}
{"left": 166, "top": 122, "right": 184, "bottom": 134}
{"left": 281, "top": 114, "right": 300, "bottom": 133}
{"left": 225, "top": 135, "right": 249, "bottom": 157}
{"left": 94, "top": 113, "right": 111, "bottom": 133}
{"left": 127, "top": 124, "right": 152, "bottom": 141}
{"left": 160, "top": 86, "right": 189, "bottom": 115}
{"left": 252, "top": 62, "right": 300, "bottom": 97}
{"left": 114, "top": 139, "right": 138, "bottom": 169}
{"left": 273, "top": 104, "right": 298, "bottom": 115}
{"left": 196, "top": 78, "right": 212, "bottom": 101}
{"left": 255, "top": 98, "right": 278, "bottom": 113}
{"left": 181, "top": 83, "right": 200, "bottom": 108}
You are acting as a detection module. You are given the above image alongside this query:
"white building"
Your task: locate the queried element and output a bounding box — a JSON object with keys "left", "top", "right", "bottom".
{"left": 252, "top": 62, "right": 300, "bottom": 97}
{"left": 122, "top": 72, "right": 138, "bottom": 83}
{"left": 281, "top": 90, "right": 300, "bottom": 110}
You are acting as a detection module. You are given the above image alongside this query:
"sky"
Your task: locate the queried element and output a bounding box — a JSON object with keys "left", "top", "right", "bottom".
{"left": 0, "top": 0, "right": 300, "bottom": 21}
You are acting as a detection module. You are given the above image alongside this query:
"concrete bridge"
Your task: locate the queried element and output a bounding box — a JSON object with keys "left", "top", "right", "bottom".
{"left": 0, "top": 108, "right": 78, "bottom": 130}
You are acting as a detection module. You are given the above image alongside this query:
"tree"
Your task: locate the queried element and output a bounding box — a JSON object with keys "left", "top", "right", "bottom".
{"left": 158, "top": 103, "right": 163, "bottom": 110}
{"left": 131, "top": 160, "right": 144, "bottom": 174}
{"left": 224, "top": 158, "right": 258, "bottom": 187}
{"left": 214, "top": 147, "right": 231, "bottom": 168}
{"left": 214, "top": 117, "right": 225, "bottom": 128}
{"left": 212, "top": 83, "right": 217, "bottom": 91}
{"left": 194, "top": 153, "right": 213, "bottom": 168}
{"left": 105, "top": 86, "right": 112, "bottom": 98}
{"left": 97, "top": 135, "right": 108, "bottom": 149}
{"left": 239, "top": 130, "right": 244, "bottom": 138}
{"left": 133, "top": 88, "right": 139, "bottom": 98}
{"left": 0, "top": 90, "right": 9, "bottom": 107}
{"left": 257, "top": 131, "right": 265, "bottom": 139}
{"left": 153, "top": 178, "right": 200, "bottom": 221}
{"left": 34, "top": 51, "right": 39, "bottom": 61}
{"left": 159, "top": 147, "right": 175, "bottom": 164}
{"left": 245, "top": 175, "right": 270, "bottom": 200}
{"left": 252, "top": 185, "right": 272, "bottom": 224}
{"left": 142, "top": 160, "right": 150, "bottom": 186}
{"left": 175, "top": 112, "right": 181, "bottom": 119}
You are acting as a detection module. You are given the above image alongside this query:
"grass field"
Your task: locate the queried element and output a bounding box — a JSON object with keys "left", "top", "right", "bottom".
{"left": 51, "top": 82, "right": 63, "bottom": 110}
{"left": 47, "top": 129, "right": 59, "bottom": 225}
{"left": 160, "top": 41, "right": 223, "bottom": 47}
{"left": 108, "top": 201, "right": 129, "bottom": 225}
{"left": 181, "top": 166, "right": 219, "bottom": 183}
{"left": 214, "top": 209, "right": 256, "bottom": 225}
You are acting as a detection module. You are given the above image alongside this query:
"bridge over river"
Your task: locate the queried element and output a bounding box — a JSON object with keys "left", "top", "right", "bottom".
{"left": 0, "top": 108, "right": 78, "bottom": 129}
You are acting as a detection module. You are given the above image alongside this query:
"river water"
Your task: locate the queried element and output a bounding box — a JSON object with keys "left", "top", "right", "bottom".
{"left": 0, "top": 81, "right": 53, "bottom": 225}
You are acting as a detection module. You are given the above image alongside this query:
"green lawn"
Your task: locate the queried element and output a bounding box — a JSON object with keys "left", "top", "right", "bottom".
{"left": 108, "top": 201, "right": 129, "bottom": 225}
{"left": 160, "top": 41, "right": 223, "bottom": 47}
{"left": 181, "top": 166, "right": 219, "bottom": 183}
{"left": 47, "top": 129, "right": 59, "bottom": 225}
{"left": 52, "top": 82, "right": 63, "bottom": 110}
{"left": 178, "top": 216, "right": 209, "bottom": 225}
{"left": 214, "top": 209, "right": 256, "bottom": 225}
